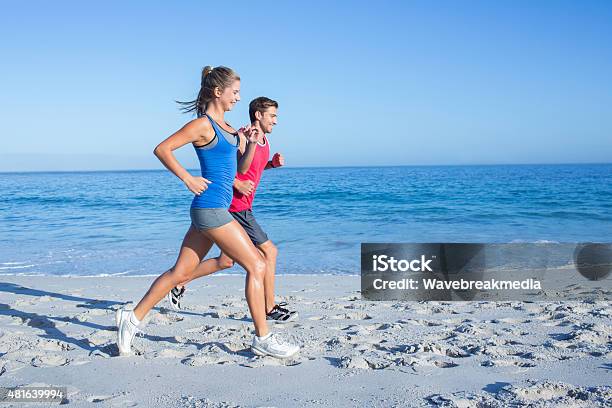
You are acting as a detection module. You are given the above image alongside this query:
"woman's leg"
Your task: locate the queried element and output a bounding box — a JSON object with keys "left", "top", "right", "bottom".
{"left": 132, "top": 225, "right": 213, "bottom": 321}
{"left": 176, "top": 252, "right": 234, "bottom": 288}
{"left": 203, "top": 220, "right": 268, "bottom": 337}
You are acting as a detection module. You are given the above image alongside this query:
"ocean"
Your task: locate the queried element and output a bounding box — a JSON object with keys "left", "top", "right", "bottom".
{"left": 1, "top": 164, "right": 610, "bottom": 277}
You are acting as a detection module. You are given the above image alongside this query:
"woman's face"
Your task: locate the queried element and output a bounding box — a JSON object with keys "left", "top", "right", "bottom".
{"left": 218, "top": 79, "right": 241, "bottom": 111}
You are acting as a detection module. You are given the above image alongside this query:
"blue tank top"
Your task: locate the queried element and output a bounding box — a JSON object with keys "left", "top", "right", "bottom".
{"left": 191, "top": 115, "right": 239, "bottom": 209}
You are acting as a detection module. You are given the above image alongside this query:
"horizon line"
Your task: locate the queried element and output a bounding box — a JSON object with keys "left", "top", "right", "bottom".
{"left": 1, "top": 162, "right": 611, "bottom": 175}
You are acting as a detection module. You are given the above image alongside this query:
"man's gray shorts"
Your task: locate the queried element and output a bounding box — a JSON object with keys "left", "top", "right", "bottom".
{"left": 230, "top": 209, "right": 269, "bottom": 246}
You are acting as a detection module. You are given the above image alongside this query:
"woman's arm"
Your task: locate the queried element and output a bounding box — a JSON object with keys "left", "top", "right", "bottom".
{"left": 154, "top": 118, "right": 215, "bottom": 195}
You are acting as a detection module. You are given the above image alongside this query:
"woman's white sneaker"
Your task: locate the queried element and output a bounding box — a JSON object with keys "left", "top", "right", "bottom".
{"left": 251, "top": 333, "right": 299, "bottom": 359}
{"left": 116, "top": 309, "right": 140, "bottom": 355}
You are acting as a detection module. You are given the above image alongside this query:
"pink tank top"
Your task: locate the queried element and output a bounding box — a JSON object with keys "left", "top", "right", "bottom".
{"left": 229, "top": 135, "right": 270, "bottom": 212}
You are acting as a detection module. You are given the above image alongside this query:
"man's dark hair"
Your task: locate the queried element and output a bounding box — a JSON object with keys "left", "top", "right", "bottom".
{"left": 249, "top": 97, "right": 278, "bottom": 122}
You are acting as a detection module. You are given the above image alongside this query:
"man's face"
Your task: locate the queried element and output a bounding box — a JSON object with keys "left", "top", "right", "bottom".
{"left": 258, "top": 106, "right": 277, "bottom": 134}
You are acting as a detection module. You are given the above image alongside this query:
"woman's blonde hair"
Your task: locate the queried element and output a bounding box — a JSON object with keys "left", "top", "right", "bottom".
{"left": 177, "top": 66, "right": 240, "bottom": 117}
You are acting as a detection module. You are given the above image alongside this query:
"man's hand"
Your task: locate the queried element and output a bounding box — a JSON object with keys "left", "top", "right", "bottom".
{"left": 234, "top": 179, "right": 254, "bottom": 195}
{"left": 271, "top": 152, "right": 284, "bottom": 168}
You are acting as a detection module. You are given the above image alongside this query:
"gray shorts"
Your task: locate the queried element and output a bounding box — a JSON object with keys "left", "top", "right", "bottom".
{"left": 230, "top": 210, "right": 269, "bottom": 246}
{"left": 190, "top": 208, "right": 234, "bottom": 231}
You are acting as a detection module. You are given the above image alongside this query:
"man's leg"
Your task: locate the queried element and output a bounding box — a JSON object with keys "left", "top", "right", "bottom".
{"left": 175, "top": 240, "right": 274, "bottom": 311}
{"left": 257, "top": 238, "right": 298, "bottom": 322}
{"left": 225, "top": 210, "right": 297, "bottom": 322}
{"left": 257, "top": 240, "right": 278, "bottom": 314}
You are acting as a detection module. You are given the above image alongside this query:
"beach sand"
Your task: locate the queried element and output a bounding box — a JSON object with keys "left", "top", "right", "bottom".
{"left": 0, "top": 275, "right": 610, "bottom": 407}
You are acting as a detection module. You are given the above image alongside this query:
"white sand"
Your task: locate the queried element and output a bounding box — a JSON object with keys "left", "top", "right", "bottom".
{"left": 0, "top": 275, "right": 610, "bottom": 407}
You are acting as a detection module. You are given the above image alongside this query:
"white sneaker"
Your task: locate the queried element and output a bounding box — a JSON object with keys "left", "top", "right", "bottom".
{"left": 251, "top": 333, "right": 300, "bottom": 359}
{"left": 166, "top": 286, "right": 185, "bottom": 310}
{"left": 266, "top": 302, "right": 299, "bottom": 324}
{"left": 116, "top": 309, "right": 140, "bottom": 355}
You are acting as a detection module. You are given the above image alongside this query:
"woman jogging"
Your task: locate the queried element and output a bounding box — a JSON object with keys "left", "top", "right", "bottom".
{"left": 115, "top": 66, "right": 300, "bottom": 359}
{"left": 167, "top": 97, "right": 298, "bottom": 324}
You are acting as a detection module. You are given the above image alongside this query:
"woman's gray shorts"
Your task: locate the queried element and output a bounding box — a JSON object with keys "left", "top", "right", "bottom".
{"left": 190, "top": 208, "right": 234, "bottom": 231}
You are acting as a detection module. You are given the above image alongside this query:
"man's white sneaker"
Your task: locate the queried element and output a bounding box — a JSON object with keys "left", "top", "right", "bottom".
{"left": 116, "top": 309, "right": 140, "bottom": 355}
{"left": 251, "top": 333, "right": 299, "bottom": 359}
{"left": 266, "top": 302, "right": 298, "bottom": 323}
{"left": 166, "top": 286, "right": 185, "bottom": 310}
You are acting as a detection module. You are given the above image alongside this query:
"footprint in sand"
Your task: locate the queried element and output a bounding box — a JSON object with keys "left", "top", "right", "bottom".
{"left": 452, "top": 322, "right": 492, "bottom": 337}
{"left": 81, "top": 309, "right": 110, "bottom": 317}
{"left": 375, "top": 323, "right": 403, "bottom": 331}
{"left": 87, "top": 331, "right": 115, "bottom": 347}
{"left": 342, "top": 324, "right": 373, "bottom": 336}
{"left": 337, "top": 295, "right": 360, "bottom": 302}
{"left": 30, "top": 354, "right": 70, "bottom": 367}
{"left": 481, "top": 359, "right": 536, "bottom": 368}
{"left": 338, "top": 355, "right": 371, "bottom": 369}
{"left": 180, "top": 396, "right": 240, "bottom": 408}
{"left": 509, "top": 350, "right": 540, "bottom": 360}
{"left": 404, "top": 354, "right": 459, "bottom": 370}
{"left": 242, "top": 355, "right": 303, "bottom": 368}
{"left": 293, "top": 288, "right": 316, "bottom": 293}
{"left": 0, "top": 360, "right": 26, "bottom": 376}
{"left": 13, "top": 299, "right": 37, "bottom": 307}
{"left": 37, "top": 339, "right": 75, "bottom": 352}
{"left": 325, "top": 335, "right": 350, "bottom": 349}
{"left": 404, "top": 342, "right": 446, "bottom": 355}
{"left": 214, "top": 341, "right": 246, "bottom": 354}
{"left": 185, "top": 324, "right": 221, "bottom": 334}
{"left": 148, "top": 312, "right": 184, "bottom": 325}
{"left": 151, "top": 348, "right": 192, "bottom": 359}
{"left": 400, "top": 318, "right": 444, "bottom": 327}
{"left": 338, "top": 353, "right": 394, "bottom": 370}
{"left": 433, "top": 360, "right": 459, "bottom": 368}
{"left": 87, "top": 394, "right": 138, "bottom": 407}
{"left": 226, "top": 312, "right": 249, "bottom": 320}
{"left": 220, "top": 299, "right": 242, "bottom": 307}
{"left": 180, "top": 343, "right": 238, "bottom": 366}
{"left": 331, "top": 312, "right": 372, "bottom": 320}
{"left": 427, "top": 380, "right": 611, "bottom": 407}
{"left": 181, "top": 354, "right": 233, "bottom": 366}
{"left": 403, "top": 342, "right": 473, "bottom": 359}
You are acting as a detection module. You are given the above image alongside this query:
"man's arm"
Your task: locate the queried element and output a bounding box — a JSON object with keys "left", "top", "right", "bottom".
{"left": 265, "top": 152, "right": 284, "bottom": 170}
{"left": 233, "top": 177, "right": 254, "bottom": 195}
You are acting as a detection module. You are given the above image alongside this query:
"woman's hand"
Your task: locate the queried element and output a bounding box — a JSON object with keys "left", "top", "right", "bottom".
{"left": 238, "top": 125, "right": 260, "bottom": 144}
{"left": 183, "top": 175, "right": 212, "bottom": 195}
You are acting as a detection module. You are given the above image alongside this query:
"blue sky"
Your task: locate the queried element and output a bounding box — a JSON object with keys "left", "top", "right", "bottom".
{"left": 1, "top": 1, "right": 611, "bottom": 171}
